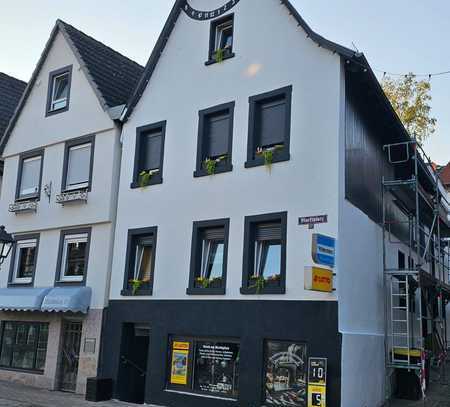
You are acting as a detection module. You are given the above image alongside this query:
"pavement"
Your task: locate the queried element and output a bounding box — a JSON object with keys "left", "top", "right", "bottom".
{"left": 0, "top": 364, "right": 449, "bottom": 407}
{"left": 0, "top": 380, "right": 154, "bottom": 407}
{"left": 390, "top": 362, "right": 450, "bottom": 407}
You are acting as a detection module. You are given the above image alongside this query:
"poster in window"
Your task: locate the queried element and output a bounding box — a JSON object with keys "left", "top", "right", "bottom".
{"left": 265, "top": 341, "right": 307, "bottom": 407}
{"left": 170, "top": 342, "right": 190, "bottom": 385}
{"left": 193, "top": 341, "right": 240, "bottom": 397}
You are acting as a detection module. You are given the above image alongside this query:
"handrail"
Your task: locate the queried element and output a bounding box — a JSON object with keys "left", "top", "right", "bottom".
{"left": 121, "top": 355, "right": 146, "bottom": 376}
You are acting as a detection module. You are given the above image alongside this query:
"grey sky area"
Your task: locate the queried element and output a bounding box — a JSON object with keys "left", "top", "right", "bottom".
{"left": 1, "top": 0, "right": 448, "bottom": 163}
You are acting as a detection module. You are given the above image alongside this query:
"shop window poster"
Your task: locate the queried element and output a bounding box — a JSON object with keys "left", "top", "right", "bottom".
{"left": 170, "top": 342, "right": 190, "bottom": 385}
{"left": 194, "top": 341, "right": 240, "bottom": 397}
{"left": 265, "top": 341, "right": 307, "bottom": 407}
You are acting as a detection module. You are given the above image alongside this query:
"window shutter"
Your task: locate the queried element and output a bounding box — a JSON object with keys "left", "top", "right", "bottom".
{"left": 255, "top": 223, "right": 281, "bottom": 241}
{"left": 141, "top": 131, "right": 162, "bottom": 171}
{"left": 203, "top": 227, "right": 225, "bottom": 241}
{"left": 258, "top": 97, "right": 286, "bottom": 147}
{"left": 206, "top": 111, "right": 229, "bottom": 158}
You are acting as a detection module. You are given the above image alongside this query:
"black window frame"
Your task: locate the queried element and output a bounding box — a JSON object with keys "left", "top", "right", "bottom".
{"left": 0, "top": 321, "right": 49, "bottom": 373}
{"left": 45, "top": 65, "right": 73, "bottom": 117}
{"left": 131, "top": 121, "right": 166, "bottom": 189}
{"left": 240, "top": 212, "right": 287, "bottom": 295}
{"left": 206, "top": 14, "right": 235, "bottom": 66}
{"left": 194, "top": 102, "right": 234, "bottom": 177}
{"left": 121, "top": 226, "right": 158, "bottom": 296}
{"left": 245, "top": 86, "right": 292, "bottom": 168}
{"left": 187, "top": 219, "right": 230, "bottom": 295}
{"left": 8, "top": 233, "right": 40, "bottom": 287}
{"left": 54, "top": 227, "right": 91, "bottom": 286}
{"left": 166, "top": 335, "right": 240, "bottom": 399}
{"left": 15, "top": 149, "right": 45, "bottom": 201}
{"left": 61, "top": 134, "right": 95, "bottom": 192}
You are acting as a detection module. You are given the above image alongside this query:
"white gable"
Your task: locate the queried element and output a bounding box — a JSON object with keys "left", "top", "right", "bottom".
{"left": 3, "top": 31, "right": 112, "bottom": 157}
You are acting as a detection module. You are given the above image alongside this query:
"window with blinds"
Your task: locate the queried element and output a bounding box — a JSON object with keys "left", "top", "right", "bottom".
{"left": 124, "top": 227, "right": 158, "bottom": 296}
{"left": 195, "top": 103, "right": 234, "bottom": 177}
{"left": 188, "top": 219, "right": 229, "bottom": 294}
{"left": 133, "top": 122, "right": 166, "bottom": 187}
{"left": 62, "top": 135, "right": 95, "bottom": 191}
{"left": 16, "top": 152, "right": 44, "bottom": 200}
{"left": 246, "top": 86, "right": 292, "bottom": 168}
{"left": 241, "top": 212, "right": 287, "bottom": 295}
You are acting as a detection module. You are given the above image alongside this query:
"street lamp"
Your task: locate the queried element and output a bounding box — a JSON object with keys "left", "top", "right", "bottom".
{"left": 0, "top": 226, "right": 14, "bottom": 265}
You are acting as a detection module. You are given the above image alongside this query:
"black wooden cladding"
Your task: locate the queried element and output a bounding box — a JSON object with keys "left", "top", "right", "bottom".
{"left": 345, "top": 73, "right": 394, "bottom": 223}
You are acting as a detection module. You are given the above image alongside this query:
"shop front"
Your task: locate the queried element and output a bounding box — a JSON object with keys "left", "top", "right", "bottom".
{"left": 101, "top": 300, "right": 342, "bottom": 407}
{"left": 0, "top": 287, "right": 102, "bottom": 394}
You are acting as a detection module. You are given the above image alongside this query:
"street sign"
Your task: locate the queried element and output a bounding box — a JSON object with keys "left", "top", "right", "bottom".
{"left": 312, "top": 234, "right": 336, "bottom": 268}
{"left": 299, "top": 215, "right": 328, "bottom": 229}
{"left": 308, "top": 358, "right": 327, "bottom": 407}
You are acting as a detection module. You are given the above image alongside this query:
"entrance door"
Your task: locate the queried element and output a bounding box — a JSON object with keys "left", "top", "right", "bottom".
{"left": 117, "top": 323, "right": 150, "bottom": 404}
{"left": 59, "top": 320, "right": 83, "bottom": 392}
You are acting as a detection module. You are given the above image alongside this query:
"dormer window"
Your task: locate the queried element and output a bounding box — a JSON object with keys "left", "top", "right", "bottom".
{"left": 46, "top": 66, "right": 72, "bottom": 116}
{"left": 206, "top": 15, "right": 235, "bottom": 65}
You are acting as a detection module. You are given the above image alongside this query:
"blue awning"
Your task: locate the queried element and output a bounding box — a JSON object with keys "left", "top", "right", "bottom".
{"left": 41, "top": 287, "right": 92, "bottom": 314}
{"left": 0, "top": 287, "right": 52, "bottom": 311}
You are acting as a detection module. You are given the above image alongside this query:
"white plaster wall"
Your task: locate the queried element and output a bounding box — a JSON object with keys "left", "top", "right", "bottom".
{"left": 0, "top": 223, "right": 114, "bottom": 309}
{"left": 110, "top": 0, "right": 342, "bottom": 301}
{"left": 0, "top": 31, "right": 121, "bottom": 309}
{"left": 338, "top": 200, "right": 386, "bottom": 407}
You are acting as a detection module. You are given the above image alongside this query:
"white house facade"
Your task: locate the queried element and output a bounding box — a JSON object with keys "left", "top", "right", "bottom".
{"left": 99, "top": 1, "right": 450, "bottom": 407}
{"left": 0, "top": 21, "right": 143, "bottom": 394}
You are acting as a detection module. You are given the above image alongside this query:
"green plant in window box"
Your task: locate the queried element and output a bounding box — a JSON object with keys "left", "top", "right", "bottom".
{"left": 129, "top": 279, "right": 144, "bottom": 295}
{"left": 249, "top": 275, "right": 266, "bottom": 294}
{"left": 214, "top": 48, "right": 225, "bottom": 63}
{"left": 138, "top": 169, "right": 159, "bottom": 188}
{"left": 256, "top": 144, "right": 284, "bottom": 167}
{"left": 203, "top": 155, "right": 227, "bottom": 176}
{"left": 196, "top": 276, "right": 222, "bottom": 288}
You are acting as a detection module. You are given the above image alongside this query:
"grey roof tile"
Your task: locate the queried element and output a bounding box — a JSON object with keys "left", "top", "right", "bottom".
{"left": 0, "top": 73, "right": 26, "bottom": 139}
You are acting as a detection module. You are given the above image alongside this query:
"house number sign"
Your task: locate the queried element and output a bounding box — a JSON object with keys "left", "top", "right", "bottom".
{"left": 182, "top": 0, "right": 241, "bottom": 20}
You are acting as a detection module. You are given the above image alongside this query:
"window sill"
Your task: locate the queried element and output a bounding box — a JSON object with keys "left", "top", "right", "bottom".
{"left": 55, "top": 280, "right": 85, "bottom": 287}
{"left": 186, "top": 287, "right": 226, "bottom": 296}
{"left": 240, "top": 285, "right": 286, "bottom": 295}
{"left": 245, "top": 153, "right": 290, "bottom": 169}
{"left": 121, "top": 289, "right": 153, "bottom": 297}
{"left": 15, "top": 195, "right": 40, "bottom": 202}
{"left": 8, "top": 282, "right": 34, "bottom": 288}
{"left": 193, "top": 163, "right": 233, "bottom": 178}
{"left": 46, "top": 106, "right": 69, "bottom": 117}
{"left": 205, "top": 52, "right": 235, "bottom": 66}
{"left": 130, "top": 176, "right": 163, "bottom": 189}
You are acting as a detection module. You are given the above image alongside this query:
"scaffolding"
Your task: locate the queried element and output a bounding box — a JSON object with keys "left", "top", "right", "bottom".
{"left": 382, "top": 140, "right": 450, "bottom": 400}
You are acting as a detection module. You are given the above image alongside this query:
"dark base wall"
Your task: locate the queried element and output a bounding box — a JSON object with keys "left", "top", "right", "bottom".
{"left": 100, "top": 300, "right": 341, "bottom": 407}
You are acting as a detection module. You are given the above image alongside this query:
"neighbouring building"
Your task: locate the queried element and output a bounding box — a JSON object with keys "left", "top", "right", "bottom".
{"left": 0, "top": 21, "right": 143, "bottom": 394}
{"left": 99, "top": 1, "right": 450, "bottom": 407}
{"left": 0, "top": 73, "right": 27, "bottom": 193}
{"left": 438, "top": 162, "right": 450, "bottom": 191}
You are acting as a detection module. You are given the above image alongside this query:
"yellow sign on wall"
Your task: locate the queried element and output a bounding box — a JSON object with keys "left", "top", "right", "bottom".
{"left": 170, "top": 342, "right": 190, "bottom": 385}
{"left": 304, "top": 267, "right": 333, "bottom": 293}
{"left": 308, "top": 385, "right": 326, "bottom": 407}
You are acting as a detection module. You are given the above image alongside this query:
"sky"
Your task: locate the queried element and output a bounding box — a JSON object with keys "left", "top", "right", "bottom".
{"left": 1, "top": 0, "right": 449, "bottom": 164}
